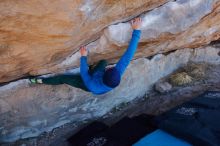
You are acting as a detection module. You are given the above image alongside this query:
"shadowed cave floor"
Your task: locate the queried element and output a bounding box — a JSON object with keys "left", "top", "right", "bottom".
{"left": 2, "top": 64, "right": 220, "bottom": 146}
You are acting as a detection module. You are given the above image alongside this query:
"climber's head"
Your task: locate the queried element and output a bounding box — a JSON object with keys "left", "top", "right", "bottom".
{"left": 103, "top": 67, "right": 121, "bottom": 88}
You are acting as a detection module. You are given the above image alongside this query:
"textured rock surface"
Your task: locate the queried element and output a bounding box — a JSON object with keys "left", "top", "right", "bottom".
{"left": 1, "top": 0, "right": 220, "bottom": 82}
{"left": 155, "top": 82, "right": 172, "bottom": 93}
{"left": 0, "top": 46, "right": 219, "bottom": 143}
{"left": 0, "top": 0, "right": 169, "bottom": 83}
{"left": 1, "top": 0, "right": 220, "bottom": 144}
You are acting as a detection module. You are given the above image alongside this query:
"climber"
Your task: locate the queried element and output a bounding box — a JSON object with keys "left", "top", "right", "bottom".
{"left": 30, "top": 17, "right": 142, "bottom": 95}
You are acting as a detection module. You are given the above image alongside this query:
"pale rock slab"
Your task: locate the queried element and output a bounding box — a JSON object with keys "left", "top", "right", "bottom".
{"left": 0, "top": 46, "right": 219, "bottom": 142}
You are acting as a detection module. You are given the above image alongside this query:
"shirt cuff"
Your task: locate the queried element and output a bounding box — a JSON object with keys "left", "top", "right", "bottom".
{"left": 81, "top": 56, "right": 87, "bottom": 60}
{"left": 132, "top": 29, "right": 141, "bottom": 37}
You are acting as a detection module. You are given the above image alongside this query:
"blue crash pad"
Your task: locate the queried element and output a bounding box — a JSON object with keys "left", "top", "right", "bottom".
{"left": 133, "top": 129, "right": 192, "bottom": 146}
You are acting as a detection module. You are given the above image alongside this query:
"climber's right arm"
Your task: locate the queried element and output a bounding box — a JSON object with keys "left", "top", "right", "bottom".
{"left": 115, "top": 18, "right": 142, "bottom": 76}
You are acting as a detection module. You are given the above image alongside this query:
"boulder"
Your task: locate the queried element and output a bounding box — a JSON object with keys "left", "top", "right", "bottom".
{"left": 0, "top": 0, "right": 169, "bottom": 83}
{"left": 0, "top": 46, "right": 219, "bottom": 143}
{"left": 1, "top": 0, "right": 220, "bottom": 143}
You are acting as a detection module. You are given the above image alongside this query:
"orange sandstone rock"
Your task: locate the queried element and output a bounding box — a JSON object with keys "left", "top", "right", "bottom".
{"left": 0, "top": 0, "right": 169, "bottom": 83}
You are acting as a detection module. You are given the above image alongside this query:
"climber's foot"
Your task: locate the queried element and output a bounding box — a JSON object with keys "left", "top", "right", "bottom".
{"left": 29, "top": 78, "right": 43, "bottom": 84}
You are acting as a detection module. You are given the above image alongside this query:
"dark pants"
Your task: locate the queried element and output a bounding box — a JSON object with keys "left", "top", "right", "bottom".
{"left": 42, "top": 60, "right": 108, "bottom": 91}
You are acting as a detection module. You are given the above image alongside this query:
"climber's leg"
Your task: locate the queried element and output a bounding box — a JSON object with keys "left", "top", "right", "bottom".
{"left": 89, "top": 60, "right": 108, "bottom": 75}
{"left": 42, "top": 75, "right": 89, "bottom": 91}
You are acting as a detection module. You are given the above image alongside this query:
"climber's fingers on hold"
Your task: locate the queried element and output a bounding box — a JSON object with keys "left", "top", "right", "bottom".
{"left": 131, "top": 17, "right": 142, "bottom": 30}
{"left": 131, "top": 17, "right": 142, "bottom": 25}
{"left": 80, "top": 46, "right": 88, "bottom": 56}
{"left": 80, "top": 46, "right": 86, "bottom": 50}
{"left": 131, "top": 19, "right": 135, "bottom": 25}
{"left": 138, "top": 17, "right": 142, "bottom": 23}
{"left": 134, "top": 17, "right": 142, "bottom": 24}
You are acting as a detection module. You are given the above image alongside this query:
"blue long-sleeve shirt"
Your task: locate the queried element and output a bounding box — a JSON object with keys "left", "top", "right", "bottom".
{"left": 80, "top": 30, "right": 141, "bottom": 95}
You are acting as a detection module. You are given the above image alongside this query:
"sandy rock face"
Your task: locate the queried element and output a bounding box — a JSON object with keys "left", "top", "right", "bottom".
{"left": 0, "top": 0, "right": 169, "bottom": 83}
{"left": 1, "top": 0, "right": 220, "bottom": 83}
{"left": 86, "top": 0, "right": 220, "bottom": 63}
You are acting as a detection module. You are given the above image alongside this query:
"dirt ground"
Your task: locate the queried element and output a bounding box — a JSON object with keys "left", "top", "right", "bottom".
{"left": 2, "top": 64, "right": 220, "bottom": 146}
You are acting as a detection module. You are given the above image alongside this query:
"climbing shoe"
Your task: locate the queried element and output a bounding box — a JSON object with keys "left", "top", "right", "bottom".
{"left": 29, "top": 78, "right": 42, "bottom": 84}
